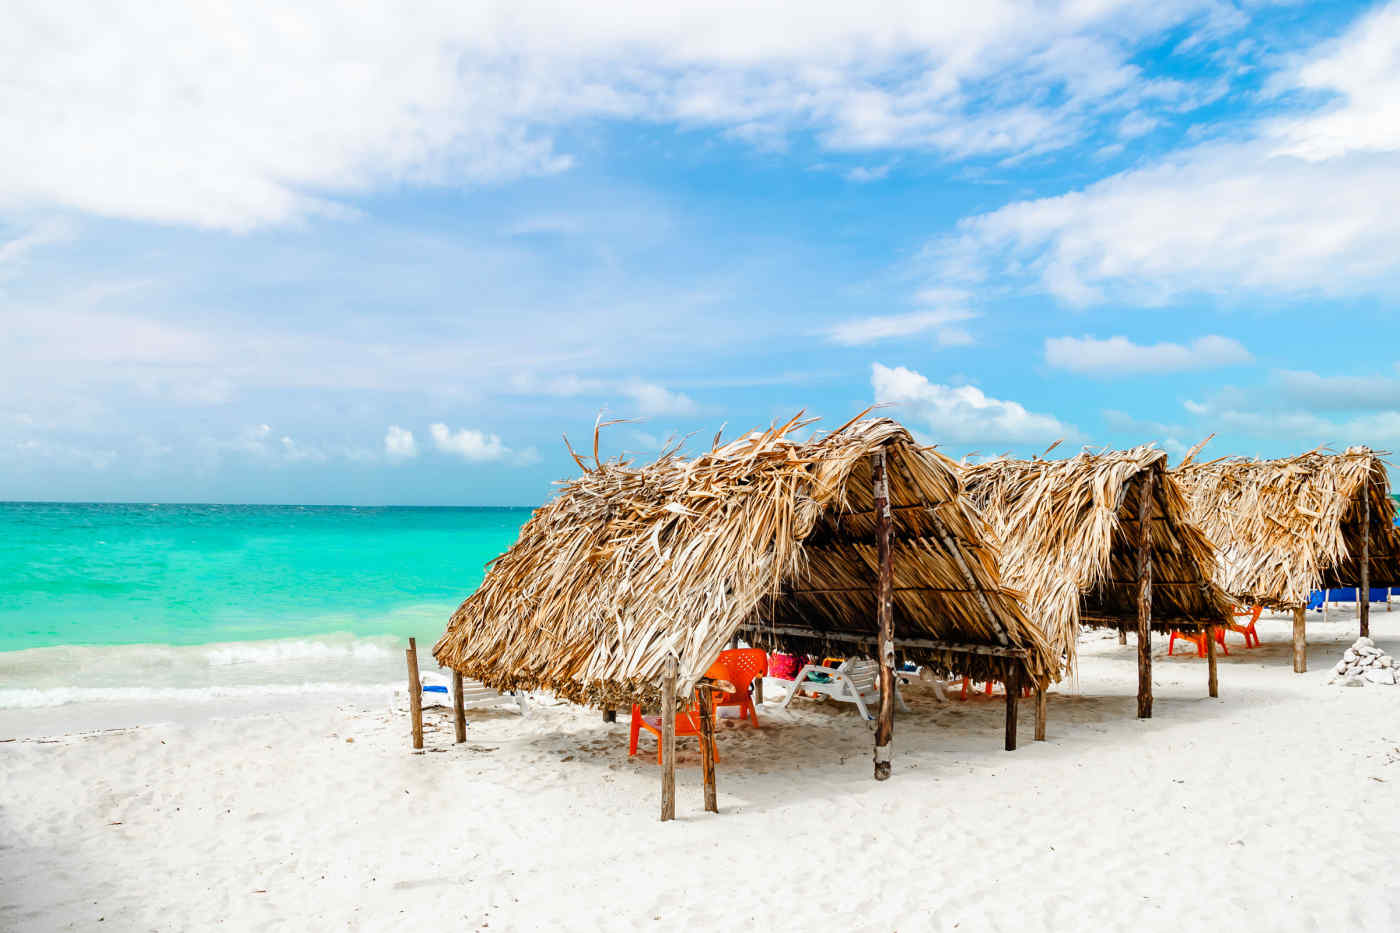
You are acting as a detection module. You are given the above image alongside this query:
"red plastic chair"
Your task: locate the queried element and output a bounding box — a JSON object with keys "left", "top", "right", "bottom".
{"left": 629, "top": 660, "right": 732, "bottom": 765}
{"left": 1168, "top": 627, "right": 1229, "bottom": 657}
{"left": 712, "top": 648, "right": 765, "bottom": 727}
{"left": 1228, "top": 605, "right": 1263, "bottom": 648}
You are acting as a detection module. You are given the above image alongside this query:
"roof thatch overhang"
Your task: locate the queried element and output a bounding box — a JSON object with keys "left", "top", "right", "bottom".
{"left": 961, "top": 447, "right": 1233, "bottom": 672}
{"left": 1175, "top": 447, "right": 1400, "bottom": 609}
{"left": 433, "top": 416, "right": 1058, "bottom": 709}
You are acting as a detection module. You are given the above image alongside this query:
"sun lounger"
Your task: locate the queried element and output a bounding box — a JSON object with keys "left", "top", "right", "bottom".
{"left": 778, "top": 658, "right": 908, "bottom": 721}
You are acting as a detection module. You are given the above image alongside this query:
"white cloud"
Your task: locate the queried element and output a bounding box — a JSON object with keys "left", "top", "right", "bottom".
{"left": 871, "top": 362, "right": 1076, "bottom": 445}
{"left": 623, "top": 382, "right": 697, "bottom": 416}
{"left": 429, "top": 423, "right": 510, "bottom": 462}
{"left": 384, "top": 425, "right": 417, "bottom": 461}
{"left": 0, "top": 219, "right": 73, "bottom": 268}
{"left": 1, "top": 0, "right": 1242, "bottom": 229}
{"left": 1273, "top": 369, "right": 1400, "bottom": 411}
{"left": 846, "top": 163, "right": 893, "bottom": 183}
{"left": 931, "top": 2, "right": 1400, "bottom": 305}
{"left": 828, "top": 308, "right": 976, "bottom": 346}
{"left": 1045, "top": 334, "right": 1251, "bottom": 375}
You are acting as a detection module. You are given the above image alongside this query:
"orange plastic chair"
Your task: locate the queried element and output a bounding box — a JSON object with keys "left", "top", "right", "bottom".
{"left": 1228, "top": 605, "right": 1263, "bottom": 648}
{"left": 629, "top": 660, "right": 731, "bottom": 765}
{"left": 712, "top": 648, "right": 765, "bottom": 727}
{"left": 1168, "top": 627, "right": 1229, "bottom": 657}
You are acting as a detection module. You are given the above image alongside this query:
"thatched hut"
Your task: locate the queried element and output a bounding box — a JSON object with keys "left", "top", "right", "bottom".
{"left": 433, "top": 415, "right": 1059, "bottom": 814}
{"left": 1175, "top": 446, "right": 1400, "bottom": 672}
{"left": 961, "top": 446, "right": 1233, "bottom": 718}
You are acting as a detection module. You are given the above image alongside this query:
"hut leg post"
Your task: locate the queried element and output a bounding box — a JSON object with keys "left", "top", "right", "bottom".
{"left": 753, "top": 675, "right": 763, "bottom": 705}
{"left": 1118, "top": 625, "right": 1126, "bottom": 646}
{"left": 452, "top": 670, "right": 466, "bottom": 743}
{"left": 1360, "top": 493, "right": 1371, "bottom": 638}
{"left": 1034, "top": 687, "right": 1047, "bottom": 741}
{"left": 602, "top": 709, "right": 616, "bottom": 723}
{"left": 871, "top": 448, "right": 896, "bottom": 781}
{"left": 1292, "top": 607, "right": 1307, "bottom": 673}
{"left": 1206, "top": 625, "right": 1219, "bottom": 698}
{"left": 1004, "top": 668, "right": 1019, "bottom": 751}
{"left": 698, "top": 687, "right": 718, "bottom": 814}
{"left": 1136, "top": 472, "right": 1155, "bottom": 720}
{"left": 406, "top": 637, "right": 424, "bottom": 750}
{"left": 660, "top": 656, "right": 677, "bottom": 822}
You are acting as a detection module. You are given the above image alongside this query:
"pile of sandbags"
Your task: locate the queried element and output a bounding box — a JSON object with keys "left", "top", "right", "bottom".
{"left": 1329, "top": 637, "right": 1397, "bottom": 686}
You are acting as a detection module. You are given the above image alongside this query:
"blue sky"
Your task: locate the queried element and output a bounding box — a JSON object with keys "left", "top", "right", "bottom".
{"left": 4, "top": 0, "right": 1400, "bottom": 505}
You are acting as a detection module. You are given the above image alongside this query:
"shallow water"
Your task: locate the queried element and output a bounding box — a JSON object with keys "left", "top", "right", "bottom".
{"left": 0, "top": 502, "right": 530, "bottom": 707}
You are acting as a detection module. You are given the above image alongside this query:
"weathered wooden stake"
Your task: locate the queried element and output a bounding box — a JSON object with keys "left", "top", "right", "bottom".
{"left": 660, "top": 656, "right": 677, "bottom": 822}
{"left": 406, "top": 637, "right": 424, "bottom": 750}
{"left": 697, "top": 686, "right": 718, "bottom": 814}
{"left": 871, "top": 447, "right": 896, "bottom": 781}
{"left": 602, "top": 709, "right": 616, "bottom": 723}
{"left": 1118, "top": 626, "right": 1127, "bottom": 645}
{"left": 1136, "top": 471, "right": 1154, "bottom": 719}
{"left": 1034, "top": 687, "right": 1047, "bottom": 741}
{"left": 753, "top": 675, "right": 763, "bottom": 705}
{"left": 1360, "top": 491, "right": 1371, "bottom": 638}
{"left": 1206, "top": 625, "right": 1219, "bottom": 699}
{"left": 1004, "top": 668, "right": 1019, "bottom": 751}
{"left": 1292, "top": 606, "right": 1307, "bottom": 673}
{"left": 452, "top": 670, "right": 466, "bottom": 743}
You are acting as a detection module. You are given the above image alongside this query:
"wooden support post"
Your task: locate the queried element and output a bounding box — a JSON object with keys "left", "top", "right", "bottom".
{"left": 753, "top": 675, "right": 763, "bottom": 705}
{"left": 1206, "top": 625, "right": 1219, "bottom": 699}
{"left": 1136, "top": 472, "right": 1154, "bottom": 720}
{"left": 660, "top": 656, "right": 677, "bottom": 822}
{"left": 1034, "top": 687, "right": 1047, "bottom": 741}
{"left": 602, "top": 709, "right": 616, "bottom": 723}
{"left": 452, "top": 670, "right": 466, "bottom": 743}
{"left": 697, "top": 686, "right": 718, "bottom": 814}
{"left": 1004, "top": 668, "right": 1019, "bottom": 751}
{"left": 1118, "top": 626, "right": 1127, "bottom": 645}
{"left": 871, "top": 447, "right": 896, "bottom": 781}
{"left": 406, "top": 637, "right": 424, "bottom": 750}
{"left": 1360, "top": 492, "right": 1371, "bottom": 638}
{"left": 1292, "top": 606, "right": 1307, "bottom": 673}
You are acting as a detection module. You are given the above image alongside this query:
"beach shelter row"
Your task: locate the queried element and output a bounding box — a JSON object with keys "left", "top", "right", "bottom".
{"left": 433, "top": 416, "right": 1303, "bottom": 812}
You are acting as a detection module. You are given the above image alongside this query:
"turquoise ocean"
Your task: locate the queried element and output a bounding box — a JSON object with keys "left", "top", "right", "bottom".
{"left": 0, "top": 503, "right": 531, "bottom": 711}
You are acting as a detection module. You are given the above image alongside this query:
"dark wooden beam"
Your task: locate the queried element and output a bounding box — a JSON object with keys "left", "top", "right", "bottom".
{"left": 1360, "top": 491, "right": 1371, "bottom": 638}
{"left": 736, "top": 623, "right": 1030, "bottom": 658}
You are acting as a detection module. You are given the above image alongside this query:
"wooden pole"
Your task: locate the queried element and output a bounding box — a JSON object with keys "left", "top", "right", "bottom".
{"left": 1136, "top": 471, "right": 1154, "bottom": 720}
{"left": 660, "top": 656, "right": 677, "bottom": 822}
{"left": 602, "top": 709, "right": 616, "bottom": 722}
{"left": 1292, "top": 606, "right": 1307, "bottom": 673}
{"left": 1206, "top": 625, "right": 1219, "bottom": 699}
{"left": 1118, "top": 626, "right": 1127, "bottom": 645}
{"left": 452, "top": 670, "right": 466, "bottom": 743}
{"left": 697, "top": 686, "right": 718, "bottom": 814}
{"left": 871, "top": 447, "right": 896, "bottom": 781}
{"left": 1004, "top": 667, "right": 1019, "bottom": 751}
{"left": 406, "top": 637, "right": 424, "bottom": 750}
{"left": 1034, "top": 687, "right": 1047, "bottom": 741}
{"left": 1360, "top": 492, "right": 1371, "bottom": 638}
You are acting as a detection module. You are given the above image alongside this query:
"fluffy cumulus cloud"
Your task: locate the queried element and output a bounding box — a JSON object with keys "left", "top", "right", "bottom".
{"left": 929, "top": 1, "right": 1400, "bottom": 305}
{"left": 1044, "top": 334, "right": 1251, "bottom": 375}
{"left": 383, "top": 425, "right": 417, "bottom": 461}
{"left": 871, "top": 362, "right": 1075, "bottom": 445}
{"left": 429, "top": 424, "right": 509, "bottom": 462}
{"left": 1183, "top": 366, "right": 1400, "bottom": 446}
{"left": 1, "top": 0, "right": 1242, "bottom": 229}
{"left": 623, "top": 382, "right": 697, "bottom": 416}
{"left": 827, "top": 308, "right": 976, "bottom": 347}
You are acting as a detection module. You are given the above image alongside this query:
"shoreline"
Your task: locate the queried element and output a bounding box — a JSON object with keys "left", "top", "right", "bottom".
{"left": 4, "top": 609, "right": 1397, "bottom": 930}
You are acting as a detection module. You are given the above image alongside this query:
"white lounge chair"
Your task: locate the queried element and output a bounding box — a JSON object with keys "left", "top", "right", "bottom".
{"left": 779, "top": 658, "right": 909, "bottom": 721}
{"left": 421, "top": 671, "right": 528, "bottom": 715}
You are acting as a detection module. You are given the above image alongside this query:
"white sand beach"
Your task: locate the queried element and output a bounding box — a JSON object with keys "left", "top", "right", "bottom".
{"left": 4, "top": 609, "right": 1398, "bottom": 932}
